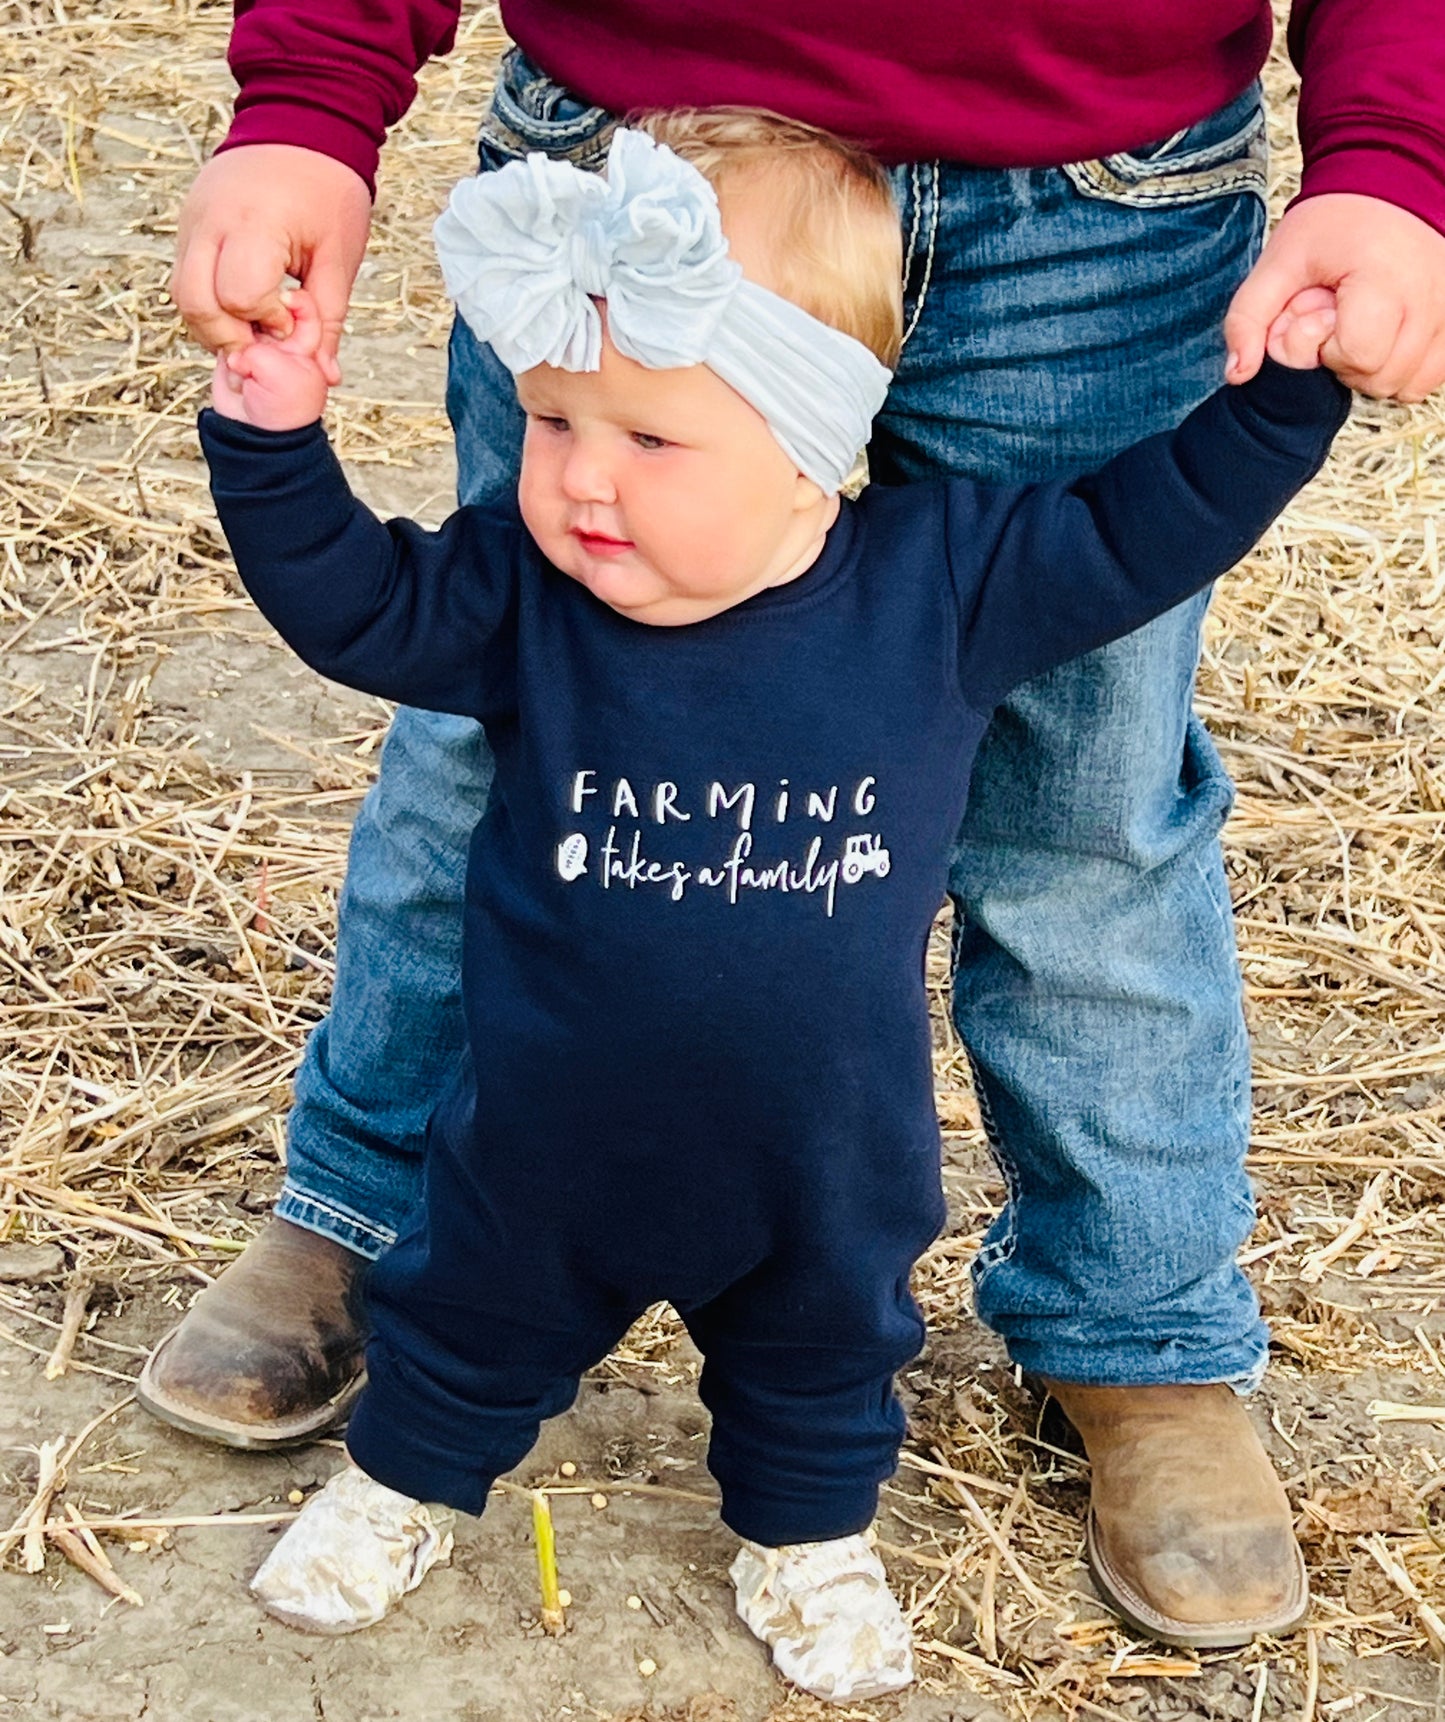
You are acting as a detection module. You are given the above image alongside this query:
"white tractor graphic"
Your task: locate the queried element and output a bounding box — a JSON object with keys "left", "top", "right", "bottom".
{"left": 840, "top": 833, "right": 891, "bottom": 885}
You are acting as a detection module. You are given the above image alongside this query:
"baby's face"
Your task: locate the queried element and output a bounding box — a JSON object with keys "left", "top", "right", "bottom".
{"left": 515, "top": 330, "right": 830, "bottom": 627}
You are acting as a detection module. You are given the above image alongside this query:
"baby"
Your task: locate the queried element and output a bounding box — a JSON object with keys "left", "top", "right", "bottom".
{"left": 199, "top": 111, "right": 1346, "bottom": 1702}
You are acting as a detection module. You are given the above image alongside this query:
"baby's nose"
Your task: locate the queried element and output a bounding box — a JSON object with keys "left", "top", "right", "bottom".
{"left": 562, "top": 443, "right": 617, "bottom": 503}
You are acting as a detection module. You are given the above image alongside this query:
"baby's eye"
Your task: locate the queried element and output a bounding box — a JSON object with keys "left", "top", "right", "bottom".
{"left": 631, "top": 431, "right": 670, "bottom": 451}
{"left": 532, "top": 414, "right": 570, "bottom": 434}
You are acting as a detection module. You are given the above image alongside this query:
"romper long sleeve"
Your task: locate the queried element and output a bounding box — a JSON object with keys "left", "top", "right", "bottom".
{"left": 951, "top": 358, "right": 1350, "bottom": 707}
{"left": 200, "top": 413, "right": 524, "bottom": 722}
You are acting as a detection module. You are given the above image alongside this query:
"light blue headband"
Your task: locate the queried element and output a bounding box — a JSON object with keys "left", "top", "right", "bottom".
{"left": 433, "top": 128, "right": 893, "bottom": 494}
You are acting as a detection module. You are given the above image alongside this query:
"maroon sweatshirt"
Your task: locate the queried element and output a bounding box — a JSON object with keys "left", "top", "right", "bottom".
{"left": 220, "top": 0, "right": 1445, "bottom": 235}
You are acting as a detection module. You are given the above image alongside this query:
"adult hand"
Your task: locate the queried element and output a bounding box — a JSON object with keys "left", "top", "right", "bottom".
{"left": 1224, "top": 193, "right": 1445, "bottom": 402}
{"left": 172, "top": 144, "right": 371, "bottom": 387}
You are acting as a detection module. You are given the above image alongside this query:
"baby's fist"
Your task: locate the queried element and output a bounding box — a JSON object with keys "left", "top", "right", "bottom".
{"left": 1265, "top": 286, "right": 1338, "bottom": 370}
{"left": 209, "top": 287, "right": 330, "bottom": 430}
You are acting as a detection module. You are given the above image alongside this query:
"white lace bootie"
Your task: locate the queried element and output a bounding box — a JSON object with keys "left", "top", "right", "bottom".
{"left": 730, "top": 1530, "right": 914, "bottom": 1702}
{"left": 250, "top": 1464, "right": 456, "bottom": 1634}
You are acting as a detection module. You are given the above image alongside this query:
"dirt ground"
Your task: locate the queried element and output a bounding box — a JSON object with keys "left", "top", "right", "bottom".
{"left": 4, "top": 4, "right": 1445, "bottom": 1721}
{"left": 7, "top": 1194, "right": 1445, "bottom": 1722}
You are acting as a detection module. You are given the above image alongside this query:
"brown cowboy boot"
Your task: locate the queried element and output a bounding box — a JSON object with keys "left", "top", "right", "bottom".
{"left": 1041, "top": 1380, "right": 1308, "bottom": 1648}
{"left": 138, "top": 1217, "right": 369, "bottom": 1449}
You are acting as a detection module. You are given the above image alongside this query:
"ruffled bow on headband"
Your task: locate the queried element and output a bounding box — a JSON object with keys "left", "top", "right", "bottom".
{"left": 433, "top": 128, "right": 892, "bottom": 494}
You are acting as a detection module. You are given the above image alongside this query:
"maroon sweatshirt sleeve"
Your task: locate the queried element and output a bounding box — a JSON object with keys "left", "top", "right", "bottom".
{"left": 1289, "top": 0, "right": 1445, "bottom": 235}
{"left": 218, "top": 0, "right": 461, "bottom": 195}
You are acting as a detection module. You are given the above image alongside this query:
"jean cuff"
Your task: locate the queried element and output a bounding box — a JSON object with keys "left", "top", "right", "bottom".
{"left": 274, "top": 1182, "right": 398, "bottom": 1261}
{"left": 1006, "top": 1337, "right": 1270, "bottom": 1396}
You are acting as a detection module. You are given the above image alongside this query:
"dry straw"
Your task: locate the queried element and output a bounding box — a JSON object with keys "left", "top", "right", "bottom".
{"left": 1, "top": 1, "right": 1444, "bottom": 1715}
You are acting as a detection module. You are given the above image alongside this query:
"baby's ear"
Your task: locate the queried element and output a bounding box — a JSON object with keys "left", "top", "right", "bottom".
{"left": 792, "top": 470, "right": 831, "bottom": 512}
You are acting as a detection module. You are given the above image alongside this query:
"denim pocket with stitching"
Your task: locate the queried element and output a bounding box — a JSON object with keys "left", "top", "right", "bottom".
{"left": 478, "top": 47, "right": 617, "bottom": 172}
{"left": 1062, "top": 84, "right": 1266, "bottom": 209}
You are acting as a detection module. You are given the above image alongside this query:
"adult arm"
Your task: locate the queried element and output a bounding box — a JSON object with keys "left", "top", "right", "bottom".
{"left": 221, "top": 0, "right": 462, "bottom": 192}
{"left": 1224, "top": 0, "right": 1445, "bottom": 400}
{"left": 171, "top": 0, "right": 460, "bottom": 370}
{"left": 952, "top": 360, "right": 1351, "bottom": 709}
{"left": 200, "top": 410, "right": 520, "bottom": 720}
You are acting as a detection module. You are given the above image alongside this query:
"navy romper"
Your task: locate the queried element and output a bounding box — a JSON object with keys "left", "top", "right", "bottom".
{"left": 203, "top": 358, "right": 1346, "bottom": 1544}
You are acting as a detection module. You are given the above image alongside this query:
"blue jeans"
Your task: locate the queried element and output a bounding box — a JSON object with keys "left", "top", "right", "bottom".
{"left": 279, "top": 58, "right": 1271, "bottom": 1388}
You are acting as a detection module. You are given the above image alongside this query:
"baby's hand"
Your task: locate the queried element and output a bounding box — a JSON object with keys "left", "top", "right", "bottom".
{"left": 209, "top": 287, "right": 331, "bottom": 430}
{"left": 1263, "top": 286, "right": 1338, "bottom": 370}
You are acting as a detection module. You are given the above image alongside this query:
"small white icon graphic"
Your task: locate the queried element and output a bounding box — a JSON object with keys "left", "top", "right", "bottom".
{"left": 840, "top": 833, "right": 891, "bottom": 885}
{"left": 556, "top": 833, "right": 589, "bottom": 882}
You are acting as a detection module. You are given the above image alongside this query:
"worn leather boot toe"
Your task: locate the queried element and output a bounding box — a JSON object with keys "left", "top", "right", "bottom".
{"left": 138, "top": 1217, "right": 369, "bottom": 1449}
{"left": 1042, "top": 1380, "right": 1308, "bottom": 1649}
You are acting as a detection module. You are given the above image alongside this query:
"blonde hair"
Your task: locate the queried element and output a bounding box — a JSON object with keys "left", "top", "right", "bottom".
{"left": 631, "top": 107, "right": 903, "bottom": 370}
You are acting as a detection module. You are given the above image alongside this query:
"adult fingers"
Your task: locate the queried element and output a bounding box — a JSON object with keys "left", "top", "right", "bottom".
{"left": 1354, "top": 314, "right": 1431, "bottom": 401}
{"left": 1351, "top": 306, "right": 1445, "bottom": 403}
{"left": 300, "top": 250, "right": 357, "bottom": 382}
{"left": 1403, "top": 333, "right": 1445, "bottom": 403}
{"left": 212, "top": 230, "right": 295, "bottom": 340}
{"left": 1319, "top": 276, "right": 1405, "bottom": 393}
{"left": 1223, "top": 251, "right": 1303, "bottom": 384}
{"left": 173, "top": 227, "right": 293, "bottom": 354}
{"left": 171, "top": 231, "right": 257, "bottom": 357}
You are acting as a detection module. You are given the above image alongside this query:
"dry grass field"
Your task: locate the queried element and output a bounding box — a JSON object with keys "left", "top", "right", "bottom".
{"left": 2, "top": 3, "right": 1444, "bottom": 1719}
